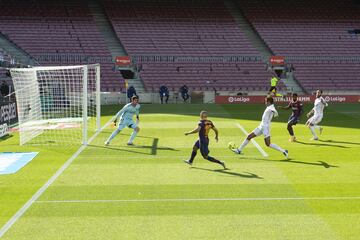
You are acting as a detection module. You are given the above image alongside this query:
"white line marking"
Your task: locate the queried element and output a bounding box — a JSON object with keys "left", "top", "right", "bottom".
{"left": 235, "top": 123, "right": 269, "bottom": 157}
{"left": 35, "top": 196, "right": 360, "bottom": 204}
{"left": 76, "top": 155, "right": 256, "bottom": 160}
{"left": 0, "top": 117, "right": 115, "bottom": 238}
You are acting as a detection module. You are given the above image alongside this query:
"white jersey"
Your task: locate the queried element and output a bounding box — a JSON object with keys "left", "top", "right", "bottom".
{"left": 260, "top": 104, "right": 278, "bottom": 127}
{"left": 313, "top": 97, "right": 327, "bottom": 117}
{"left": 116, "top": 103, "right": 140, "bottom": 121}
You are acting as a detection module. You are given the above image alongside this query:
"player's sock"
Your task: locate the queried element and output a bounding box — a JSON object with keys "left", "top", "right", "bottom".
{"left": 309, "top": 126, "right": 318, "bottom": 139}
{"left": 128, "top": 130, "right": 138, "bottom": 144}
{"left": 207, "top": 156, "right": 222, "bottom": 164}
{"left": 189, "top": 150, "right": 197, "bottom": 163}
{"left": 238, "top": 139, "right": 250, "bottom": 151}
{"left": 275, "top": 93, "right": 283, "bottom": 97}
{"left": 269, "top": 143, "right": 285, "bottom": 153}
{"left": 314, "top": 125, "right": 321, "bottom": 130}
{"left": 107, "top": 129, "right": 121, "bottom": 143}
{"left": 287, "top": 124, "right": 294, "bottom": 136}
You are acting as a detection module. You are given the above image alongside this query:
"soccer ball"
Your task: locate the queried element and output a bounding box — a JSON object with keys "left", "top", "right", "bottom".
{"left": 228, "top": 142, "right": 236, "bottom": 149}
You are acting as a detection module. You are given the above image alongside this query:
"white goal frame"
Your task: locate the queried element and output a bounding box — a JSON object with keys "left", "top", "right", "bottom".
{"left": 10, "top": 64, "right": 101, "bottom": 145}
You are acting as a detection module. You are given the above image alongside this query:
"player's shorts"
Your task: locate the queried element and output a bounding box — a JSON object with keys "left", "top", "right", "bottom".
{"left": 118, "top": 118, "right": 137, "bottom": 130}
{"left": 194, "top": 138, "right": 210, "bottom": 157}
{"left": 269, "top": 86, "right": 277, "bottom": 93}
{"left": 308, "top": 115, "right": 323, "bottom": 125}
{"left": 288, "top": 115, "right": 300, "bottom": 125}
{"left": 253, "top": 125, "right": 271, "bottom": 138}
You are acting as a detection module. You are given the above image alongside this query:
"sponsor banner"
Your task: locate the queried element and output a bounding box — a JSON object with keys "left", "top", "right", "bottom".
{"left": 216, "top": 95, "right": 360, "bottom": 104}
{"left": 269, "top": 56, "right": 285, "bottom": 65}
{"left": 115, "top": 56, "right": 131, "bottom": 66}
{"left": 0, "top": 101, "right": 18, "bottom": 137}
{"left": 0, "top": 123, "right": 8, "bottom": 138}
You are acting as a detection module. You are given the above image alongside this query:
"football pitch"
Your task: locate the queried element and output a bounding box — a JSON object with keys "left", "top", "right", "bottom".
{"left": 1, "top": 103, "right": 360, "bottom": 239}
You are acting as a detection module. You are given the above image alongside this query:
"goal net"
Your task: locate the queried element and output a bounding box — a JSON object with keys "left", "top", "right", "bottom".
{"left": 10, "top": 64, "right": 101, "bottom": 145}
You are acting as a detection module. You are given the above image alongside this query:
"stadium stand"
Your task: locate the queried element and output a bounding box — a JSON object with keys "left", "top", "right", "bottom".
{"left": 238, "top": 0, "right": 360, "bottom": 56}
{"left": 102, "top": 0, "right": 260, "bottom": 56}
{"left": 138, "top": 61, "right": 274, "bottom": 91}
{"left": 238, "top": 0, "right": 360, "bottom": 92}
{"left": 0, "top": 0, "right": 124, "bottom": 92}
{"left": 101, "top": 0, "right": 281, "bottom": 91}
{"left": 0, "top": 0, "right": 359, "bottom": 93}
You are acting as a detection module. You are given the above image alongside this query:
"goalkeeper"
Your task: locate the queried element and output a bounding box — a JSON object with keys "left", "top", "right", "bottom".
{"left": 105, "top": 96, "right": 141, "bottom": 146}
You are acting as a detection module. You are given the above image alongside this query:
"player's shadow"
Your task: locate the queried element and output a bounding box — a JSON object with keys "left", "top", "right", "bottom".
{"left": 295, "top": 140, "right": 349, "bottom": 148}
{"left": 98, "top": 133, "right": 178, "bottom": 155}
{"left": 190, "top": 167, "right": 263, "bottom": 179}
{"left": 280, "top": 159, "right": 339, "bottom": 168}
{"left": 244, "top": 157, "right": 338, "bottom": 168}
{"left": 318, "top": 139, "right": 360, "bottom": 146}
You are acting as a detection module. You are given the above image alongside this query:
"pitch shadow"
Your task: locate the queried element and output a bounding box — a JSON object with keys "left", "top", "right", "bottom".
{"left": 190, "top": 166, "right": 263, "bottom": 179}
{"left": 280, "top": 159, "right": 339, "bottom": 168}
{"left": 295, "top": 140, "right": 349, "bottom": 148}
{"left": 241, "top": 157, "right": 338, "bottom": 168}
{"left": 318, "top": 139, "right": 360, "bottom": 146}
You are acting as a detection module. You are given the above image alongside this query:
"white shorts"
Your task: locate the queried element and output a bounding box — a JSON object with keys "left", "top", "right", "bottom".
{"left": 308, "top": 115, "right": 323, "bottom": 125}
{"left": 118, "top": 119, "right": 137, "bottom": 130}
{"left": 253, "top": 125, "right": 271, "bottom": 138}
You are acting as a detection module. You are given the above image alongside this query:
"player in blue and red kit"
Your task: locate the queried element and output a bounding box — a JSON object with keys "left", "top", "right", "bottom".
{"left": 280, "top": 93, "right": 303, "bottom": 142}
{"left": 184, "top": 111, "right": 226, "bottom": 169}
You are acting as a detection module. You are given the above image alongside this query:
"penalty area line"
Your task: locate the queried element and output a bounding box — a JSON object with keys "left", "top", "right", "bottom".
{"left": 35, "top": 196, "right": 360, "bottom": 204}
{"left": 0, "top": 117, "right": 116, "bottom": 238}
{"left": 235, "top": 123, "right": 269, "bottom": 157}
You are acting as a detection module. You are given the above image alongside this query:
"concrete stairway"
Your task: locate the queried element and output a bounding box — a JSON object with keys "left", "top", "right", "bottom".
{"left": 88, "top": 0, "right": 127, "bottom": 59}
{"left": 225, "top": 0, "right": 305, "bottom": 94}
{"left": 225, "top": 0, "right": 273, "bottom": 60}
{"left": 0, "top": 32, "right": 38, "bottom": 66}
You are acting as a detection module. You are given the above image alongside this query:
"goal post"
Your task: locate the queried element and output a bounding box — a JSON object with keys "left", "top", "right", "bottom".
{"left": 10, "top": 64, "right": 101, "bottom": 145}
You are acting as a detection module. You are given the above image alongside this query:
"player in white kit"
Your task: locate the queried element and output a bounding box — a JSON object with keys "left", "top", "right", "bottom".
{"left": 230, "top": 96, "right": 289, "bottom": 158}
{"left": 306, "top": 89, "right": 328, "bottom": 140}
{"left": 105, "top": 96, "right": 141, "bottom": 146}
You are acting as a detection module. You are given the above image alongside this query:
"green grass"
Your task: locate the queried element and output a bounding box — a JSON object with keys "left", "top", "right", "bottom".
{"left": 1, "top": 103, "right": 360, "bottom": 239}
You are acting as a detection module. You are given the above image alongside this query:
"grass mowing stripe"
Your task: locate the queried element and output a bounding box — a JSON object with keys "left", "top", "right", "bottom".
{"left": 35, "top": 196, "right": 360, "bottom": 203}
{"left": 235, "top": 123, "right": 269, "bottom": 157}
{"left": 0, "top": 117, "right": 115, "bottom": 238}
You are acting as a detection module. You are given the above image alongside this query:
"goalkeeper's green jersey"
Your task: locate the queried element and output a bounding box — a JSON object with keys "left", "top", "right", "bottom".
{"left": 271, "top": 77, "right": 279, "bottom": 87}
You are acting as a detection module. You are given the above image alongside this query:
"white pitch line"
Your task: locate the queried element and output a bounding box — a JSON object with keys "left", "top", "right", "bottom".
{"left": 235, "top": 123, "right": 269, "bottom": 157}
{"left": 35, "top": 196, "right": 360, "bottom": 204}
{"left": 0, "top": 117, "right": 115, "bottom": 238}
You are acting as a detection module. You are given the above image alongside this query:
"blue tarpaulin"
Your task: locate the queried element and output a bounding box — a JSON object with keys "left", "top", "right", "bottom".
{"left": 0, "top": 152, "right": 38, "bottom": 175}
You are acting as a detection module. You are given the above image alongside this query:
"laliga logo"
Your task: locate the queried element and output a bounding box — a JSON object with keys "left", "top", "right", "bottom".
{"left": 228, "top": 96, "right": 250, "bottom": 103}
{"left": 324, "top": 96, "right": 346, "bottom": 102}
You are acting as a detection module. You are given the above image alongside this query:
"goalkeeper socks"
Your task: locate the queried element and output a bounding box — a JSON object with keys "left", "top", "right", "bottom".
{"left": 107, "top": 129, "right": 121, "bottom": 143}
{"left": 128, "top": 130, "right": 138, "bottom": 144}
{"left": 269, "top": 143, "right": 285, "bottom": 153}
{"left": 275, "top": 93, "right": 283, "bottom": 97}
{"left": 189, "top": 150, "right": 197, "bottom": 163}
{"left": 239, "top": 139, "right": 250, "bottom": 151}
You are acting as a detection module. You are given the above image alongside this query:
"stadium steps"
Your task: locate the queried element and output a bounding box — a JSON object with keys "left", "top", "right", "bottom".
{"left": 0, "top": 32, "right": 38, "bottom": 67}
{"left": 284, "top": 71, "right": 307, "bottom": 94}
{"left": 87, "top": 0, "right": 128, "bottom": 59}
{"left": 224, "top": 0, "right": 273, "bottom": 61}
{"left": 225, "top": 0, "right": 305, "bottom": 94}
{"left": 126, "top": 78, "right": 145, "bottom": 93}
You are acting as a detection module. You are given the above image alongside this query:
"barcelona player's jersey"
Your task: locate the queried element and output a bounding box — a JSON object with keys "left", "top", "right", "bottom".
{"left": 198, "top": 120, "right": 214, "bottom": 141}
{"left": 287, "top": 101, "right": 303, "bottom": 118}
